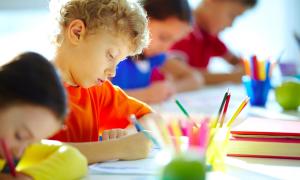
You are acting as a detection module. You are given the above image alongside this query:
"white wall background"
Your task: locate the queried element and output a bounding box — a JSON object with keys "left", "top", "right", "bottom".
{"left": 188, "top": 0, "right": 300, "bottom": 64}
{"left": 0, "top": 0, "right": 299, "bottom": 69}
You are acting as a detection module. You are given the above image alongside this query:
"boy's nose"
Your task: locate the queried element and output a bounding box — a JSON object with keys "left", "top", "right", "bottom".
{"left": 106, "top": 69, "right": 116, "bottom": 78}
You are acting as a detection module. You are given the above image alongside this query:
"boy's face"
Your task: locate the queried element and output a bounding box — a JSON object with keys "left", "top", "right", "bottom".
{"left": 0, "top": 105, "right": 60, "bottom": 158}
{"left": 145, "top": 17, "right": 190, "bottom": 56}
{"left": 203, "top": 1, "right": 248, "bottom": 35}
{"left": 69, "top": 30, "right": 131, "bottom": 88}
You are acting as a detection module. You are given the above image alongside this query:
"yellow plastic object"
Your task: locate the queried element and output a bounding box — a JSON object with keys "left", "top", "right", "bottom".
{"left": 206, "top": 127, "right": 231, "bottom": 171}
{"left": 16, "top": 140, "right": 87, "bottom": 180}
{"left": 0, "top": 159, "right": 5, "bottom": 171}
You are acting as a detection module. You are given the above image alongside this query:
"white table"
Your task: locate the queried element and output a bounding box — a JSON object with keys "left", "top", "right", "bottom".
{"left": 86, "top": 84, "right": 300, "bottom": 180}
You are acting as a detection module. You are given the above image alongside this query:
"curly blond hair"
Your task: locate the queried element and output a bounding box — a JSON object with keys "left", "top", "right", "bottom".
{"left": 50, "top": 0, "right": 149, "bottom": 55}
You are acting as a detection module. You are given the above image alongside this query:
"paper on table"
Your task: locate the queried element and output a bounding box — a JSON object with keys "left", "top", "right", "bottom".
{"left": 89, "top": 147, "right": 161, "bottom": 175}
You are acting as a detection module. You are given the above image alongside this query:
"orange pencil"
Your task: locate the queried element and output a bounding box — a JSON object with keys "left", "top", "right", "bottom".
{"left": 243, "top": 59, "right": 251, "bottom": 76}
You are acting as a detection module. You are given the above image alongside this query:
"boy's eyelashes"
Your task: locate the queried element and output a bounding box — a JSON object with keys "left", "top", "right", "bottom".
{"left": 15, "top": 132, "right": 24, "bottom": 141}
{"left": 15, "top": 128, "right": 32, "bottom": 142}
{"left": 106, "top": 51, "right": 115, "bottom": 61}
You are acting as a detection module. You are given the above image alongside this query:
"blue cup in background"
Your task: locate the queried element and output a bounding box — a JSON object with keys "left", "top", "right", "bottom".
{"left": 242, "top": 76, "right": 271, "bottom": 107}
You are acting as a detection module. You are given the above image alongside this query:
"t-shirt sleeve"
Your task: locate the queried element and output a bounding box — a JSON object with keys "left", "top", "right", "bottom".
{"left": 97, "top": 81, "right": 152, "bottom": 130}
{"left": 149, "top": 53, "right": 167, "bottom": 68}
{"left": 16, "top": 140, "right": 87, "bottom": 180}
{"left": 171, "top": 36, "right": 194, "bottom": 60}
{"left": 212, "top": 36, "right": 228, "bottom": 57}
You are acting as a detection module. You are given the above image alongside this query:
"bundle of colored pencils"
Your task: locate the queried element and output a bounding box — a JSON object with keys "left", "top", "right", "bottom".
{"left": 243, "top": 55, "right": 272, "bottom": 81}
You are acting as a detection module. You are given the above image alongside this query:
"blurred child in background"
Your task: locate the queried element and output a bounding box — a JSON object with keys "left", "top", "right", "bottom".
{"left": 171, "top": 0, "right": 258, "bottom": 84}
{"left": 0, "top": 52, "right": 87, "bottom": 180}
{"left": 112, "top": 0, "right": 204, "bottom": 104}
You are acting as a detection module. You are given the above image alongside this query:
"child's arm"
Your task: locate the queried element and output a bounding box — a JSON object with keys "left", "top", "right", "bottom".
{"left": 69, "top": 132, "right": 151, "bottom": 164}
{"left": 125, "top": 80, "right": 176, "bottom": 104}
{"left": 160, "top": 57, "right": 204, "bottom": 92}
{"left": 123, "top": 58, "right": 204, "bottom": 104}
{"left": 223, "top": 51, "right": 242, "bottom": 66}
{"left": 200, "top": 68, "right": 244, "bottom": 85}
{"left": 200, "top": 51, "right": 245, "bottom": 85}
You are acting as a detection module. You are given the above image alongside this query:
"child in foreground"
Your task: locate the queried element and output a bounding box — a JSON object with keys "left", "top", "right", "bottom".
{"left": 49, "top": 0, "right": 154, "bottom": 163}
{"left": 0, "top": 52, "right": 87, "bottom": 180}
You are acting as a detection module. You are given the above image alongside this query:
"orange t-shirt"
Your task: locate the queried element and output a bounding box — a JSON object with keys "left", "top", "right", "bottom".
{"left": 50, "top": 81, "right": 152, "bottom": 142}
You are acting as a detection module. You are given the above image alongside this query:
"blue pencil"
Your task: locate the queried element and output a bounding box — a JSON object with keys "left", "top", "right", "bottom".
{"left": 129, "top": 114, "right": 161, "bottom": 148}
{"left": 265, "top": 60, "right": 271, "bottom": 80}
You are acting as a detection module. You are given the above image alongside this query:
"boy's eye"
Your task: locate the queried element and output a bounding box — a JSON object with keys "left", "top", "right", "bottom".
{"left": 106, "top": 52, "right": 114, "bottom": 61}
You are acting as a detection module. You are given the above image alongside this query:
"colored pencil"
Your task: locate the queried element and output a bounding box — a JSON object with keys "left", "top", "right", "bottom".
{"left": 128, "top": 115, "right": 161, "bottom": 147}
{"left": 227, "top": 97, "right": 249, "bottom": 127}
{"left": 265, "top": 60, "right": 271, "bottom": 80}
{"left": 258, "top": 60, "right": 266, "bottom": 80}
{"left": 243, "top": 59, "right": 251, "bottom": 76}
{"left": 0, "top": 139, "right": 16, "bottom": 177}
{"left": 251, "top": 55, "right": 259, "bottom": 80}
{"left": 175, "top": 99, "right": 199, "bottom": 128}
{"left": 219, "top": 92, "right": 231, "bottom": 127}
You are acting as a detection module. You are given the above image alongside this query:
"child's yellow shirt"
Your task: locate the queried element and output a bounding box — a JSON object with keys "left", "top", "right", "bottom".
{"left": 0, "top": 140, "right": 87, "bottom": 180}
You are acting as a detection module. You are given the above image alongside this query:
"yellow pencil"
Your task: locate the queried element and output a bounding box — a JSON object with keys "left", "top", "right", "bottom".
{"left": 258, "top": 60, "right": 266, "bottom": 80}
{"left": 227, "top": 97, "right": 249, "bottom": 127}
{"left": 170, "top": 120, "right": 183, "bottom": 152}
{"left": 156, "top": 120, "right": 172, "bottom": 146}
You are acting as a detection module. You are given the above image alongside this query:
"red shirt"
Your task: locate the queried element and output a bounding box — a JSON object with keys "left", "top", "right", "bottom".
{"left": 50, "top": 81, "right": 152, "bottom": 142}
{"left": 171, "top": 26, "right": 228, "bottom": 69}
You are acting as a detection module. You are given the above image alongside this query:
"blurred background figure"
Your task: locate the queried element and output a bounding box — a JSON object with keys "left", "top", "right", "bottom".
{"left": 171, "top": 0, "right": 257, "bottom": 85}
{"left": 0, "top": 0, "right": 300, "bottom": 81}
{"left": 111, "top": 0, "right": 204, "bottom": 104}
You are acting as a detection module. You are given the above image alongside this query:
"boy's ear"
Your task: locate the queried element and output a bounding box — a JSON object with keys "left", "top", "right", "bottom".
{"left": 67, "top": 19, "right": 86, "bottom": 45}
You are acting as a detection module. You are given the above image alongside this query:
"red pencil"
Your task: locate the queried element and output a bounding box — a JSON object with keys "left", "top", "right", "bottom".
{"left": 0, "top": 139, "right": 16, "bottom": 177}
{"left": 251, "top": 55, "right": 259, "bottom": 80}
{"left": 220, "top": 92, "right": 231, "bottom": 127}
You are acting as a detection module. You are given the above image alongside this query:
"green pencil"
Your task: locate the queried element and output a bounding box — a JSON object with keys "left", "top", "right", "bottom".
{"left": 175, "top": 99, "right": 190, "bottom": 118}
{"left": 175, "top": 99, "right": 199, "bottom": 128}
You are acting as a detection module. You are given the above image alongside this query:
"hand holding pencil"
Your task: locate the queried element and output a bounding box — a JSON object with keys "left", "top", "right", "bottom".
{"left": 128, "top": 115, "right": 161, "bottom": 148}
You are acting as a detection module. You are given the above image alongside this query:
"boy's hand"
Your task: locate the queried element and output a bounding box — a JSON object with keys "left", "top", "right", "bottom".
{"left": 231, "top": 66, "right": 245, "bottom": 83}
{"left": 102, "top": 129, "right": 128, "bottom": 141}
{"left": 146, "top": 81, "right": 176, "bottom": 104}
{"left": 117, "top": 132, "right": 152, "bottom": 160}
